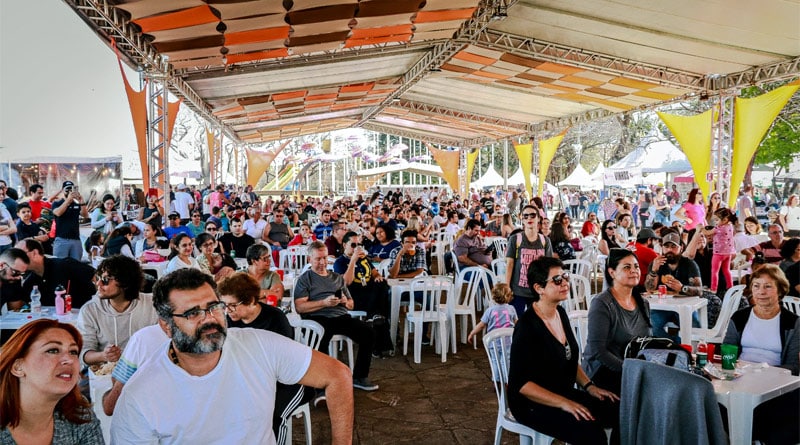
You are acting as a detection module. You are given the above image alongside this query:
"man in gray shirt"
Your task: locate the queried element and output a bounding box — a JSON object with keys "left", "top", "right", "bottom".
{"left": 294, "top": 241, "right": 378, "bottom": 399}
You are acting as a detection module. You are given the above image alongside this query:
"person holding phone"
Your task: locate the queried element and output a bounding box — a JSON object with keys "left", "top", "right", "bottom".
{"left": 51, "top": 181, "right": 89, "bottom": 261}
{"left": 453, "top": 219, "right": 493, "bottom": 270}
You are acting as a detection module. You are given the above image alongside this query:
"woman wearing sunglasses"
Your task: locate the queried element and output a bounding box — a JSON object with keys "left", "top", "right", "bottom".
{"left": 598, "top": 220, "right": 623, "bottom": 255}
{"left": 582, "top": 248, "right": 652, "bottom": 395}
{"left": 508, "top": 257, "right": 619, "bottom": 444}
{"left": 505, "top": 205, "right": 553, "bottom": 315}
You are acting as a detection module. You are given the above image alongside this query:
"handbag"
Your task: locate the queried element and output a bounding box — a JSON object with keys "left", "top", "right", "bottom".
{"left": 142, "top": 250, "right": 166, "bottom": 263}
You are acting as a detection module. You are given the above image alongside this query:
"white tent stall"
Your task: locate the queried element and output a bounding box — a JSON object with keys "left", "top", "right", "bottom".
{"left": 605, "top": 132, "right": 690, "bottom": 188}
{"left": 559, "top": 164, "right": 603, "bottom": 190}
{"left": 471, "top": 167, "right": 506, "bottom": 188}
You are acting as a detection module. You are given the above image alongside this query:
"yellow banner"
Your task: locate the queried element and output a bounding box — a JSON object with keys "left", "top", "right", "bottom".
{"left": 513, "top": 142, "right": 533, "bottom": 196}
{"left": 657, "top": 109, "right": 713, "bottom": 197}
{"left": 466, "top": 148, "right": 479, "bottom": 195}
{"left": 729, "top": 81, "right": 800, "bottom": 208}
{"left": 537, "top": 130, "right": 567, "bottom": 196}
{"left": 206, "top": 130, "right": 217, "bottom": 185}
{"left": 427, "top": 143, "right": 461, "bottom": 194}
{"left": 246, "top": 140, "right": 291, "bottom": 188}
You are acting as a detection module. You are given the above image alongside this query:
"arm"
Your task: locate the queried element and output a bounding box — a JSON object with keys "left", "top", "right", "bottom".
{"left": 585, "top": 297, "right": 625, "bottom": 372}
{"left": 295, "top": 295, "right": 342, "bottom": 314}
{"left": 296, "top": 350, "right": 354, "bottom": 444}
{"left": 102, "top": 379, "right": 124, "bottom": 416}
{"left": 466, "top": 321, "right": 487, "bottom": 343}
{"left": 261, "top": 223, "right": 273, "bottom": 243}
{"left": 268, "top": 273, "right": 285, "bottom": 297}
{"left": 90, "top": 209, "right": 108, "bottom": 229}
{"left": 598, "top": 239, "right": 610, "bottom": 256}
{"left": 683, "top": 229, "right": 705, "bottom": 259}
{"left": 342, "top": 255, "right": 358, "bottom": 285}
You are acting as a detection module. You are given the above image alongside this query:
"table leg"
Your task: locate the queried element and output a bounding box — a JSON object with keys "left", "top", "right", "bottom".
{"left": 726, "top": 394, "right": 753, "bottom": 445}
{"left": 678, "top": 306, "right": 693, "bottom": 345}
{"left": 390, "top": 287, "right": 400, "bottom": 347}
{"left": 698, "top": 305, "right": 708, "bottom": 329}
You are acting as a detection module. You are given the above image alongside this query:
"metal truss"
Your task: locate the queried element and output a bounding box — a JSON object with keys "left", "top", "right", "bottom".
{"left": 530, "top": 109, "right": 616, "bottom": 133}
{"left": 362, "top": 123, "right": 501, "bottom": 149}
{"left": 470, "top": 29, "right": 706, "bottom": 91}
{"left": 719, "top": 56, "right": 800, "bottom": 90}
{"left": 207, "top": 127, "right": 223, "bottom": 186}
{"left": 63, "top": 0, "right": 238, "bottom": 143}
{"left": 146, "top": 81, "right": 171, "bottom": 208}
{"left": 355, "top": 0, "right": 519, "bottom": 127}
{"left": 392, "top": 100, "right": 530, "bottom": 132}
{"left": 713, "top": 94, "right": 735, "bottom": 204}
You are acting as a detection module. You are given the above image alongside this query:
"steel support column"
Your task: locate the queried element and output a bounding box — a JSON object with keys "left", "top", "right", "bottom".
{"left": 713, "top": 93, "right": 735, "bottom": 204}
{"left": 146, "top": 79, "right": 171, "bottom": 211}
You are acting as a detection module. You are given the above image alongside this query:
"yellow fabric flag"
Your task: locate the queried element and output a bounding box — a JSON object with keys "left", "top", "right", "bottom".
{"left": 729, "top": 81, "right": 800, "bottom": 208}
{"left": 427, "top": 143, "right": 461, "bottom": 194}
{"left": 466, "top": 148, "right": 479, "bottom": 196}
{"left": 537, "top": 130, "right": 568, "bottom": 197}
{"left": 657, "top": 109, "right": 713, "bottom": 197}
{"left": 513, "top": 142, "right": 533, "bottom": 196}
{"left": 206, "top": 130, "right": 217, "bottom": 185}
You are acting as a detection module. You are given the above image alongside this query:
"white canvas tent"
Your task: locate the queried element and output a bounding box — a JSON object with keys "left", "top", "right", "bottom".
{"left": 605, "top": 132, "right": 689, "bottom": 187}
{"left": 507, "top": 167, "right": 558, "bottom": 195}
{"left": 559, "top": 164, "right": 603, "bottom": 190}
{"left": 471, "top": 167, "right": 505, "bottom": 188}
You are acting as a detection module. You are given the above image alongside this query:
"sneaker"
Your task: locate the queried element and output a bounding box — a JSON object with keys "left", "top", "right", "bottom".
{"left": 421, "top": 337, "right": 432, "bottom": 346}
{"left": 353, "top": 378, "right": 379, "bottom": 392}
{"left": 313, "top": 390, "right": 326, "bottom": 407}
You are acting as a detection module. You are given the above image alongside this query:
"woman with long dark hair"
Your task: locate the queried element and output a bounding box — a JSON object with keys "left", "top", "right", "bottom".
{"left": 598, "top": 220, "right": 623, "bottom": 255}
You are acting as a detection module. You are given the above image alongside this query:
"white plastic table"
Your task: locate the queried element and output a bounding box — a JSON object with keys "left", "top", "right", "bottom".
{"left": 0, "top": 308, "right": 79, "bottom": 330}
{"left": 713, "top": 362, "right": 800, "bottom": 445}
{"left": 387, "top": 275, "right": 453, "bottom": 347}
{"left": 646, "top": 295, "right": 708, "bottom": 344}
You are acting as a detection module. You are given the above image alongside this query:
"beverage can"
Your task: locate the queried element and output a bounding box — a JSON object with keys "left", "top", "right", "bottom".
{"left": 65, "top": 294, "right": 72, "bottom": 312}
{"left": 658, "top": 285, "right": 667, "bottom": 299}
{"left": 696, "top": 352, "right": 708, "bottom": 367}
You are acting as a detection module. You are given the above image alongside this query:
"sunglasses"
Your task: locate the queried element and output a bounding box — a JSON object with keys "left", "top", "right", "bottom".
{"left": 207, "top": 227, "right": 218, "bottom": 232}
{"left": 545, "top": 272, "right": 570, "bottom": 286}
{"left": 3, "top": 265, "right": 24, "bottom": 277}
{"left": 606, "top": 226, "right": 617, "bottom": 230}
{"left": 521, "top": 213, "right": 538, "bottom": 219}
{"left": 96, "top": 274, "right": 116, "bottom": 285}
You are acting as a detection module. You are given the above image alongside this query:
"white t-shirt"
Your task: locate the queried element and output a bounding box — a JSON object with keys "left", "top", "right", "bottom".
{"left": 112, "top": 325, "right": 169, "bottom": 384}
{"left": 172, "top": 192, "right": 194, "bottom": 219}
{"left": 165, "top": 256, "right": 199, "bottom": 274}
{"left": 779, "top": 205, "right": 800, "bottom": 231}
{"left": 111, "top": 328, "right": 312, "bottom": 445}
{"left": 243, "top": 218, "right": 268, "bottom": 239}
{"left": 739, "top": 311, "right": 782, "bottom": 366}
{"left": 0, "top": 204, "right": 14, "bottom": 246}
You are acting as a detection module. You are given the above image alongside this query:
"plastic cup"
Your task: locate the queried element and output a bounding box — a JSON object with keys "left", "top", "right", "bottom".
{"left": 721, "top": 343, "right": 738, "bottom": 374}
{"left": 707, "top": 344, "right": 717, "bottom": 363}
{"left": 266, "top": 294, "right": 279, "bottom": 307}
{"left": 276, "top": 269, "right": 285, "bottom": 280}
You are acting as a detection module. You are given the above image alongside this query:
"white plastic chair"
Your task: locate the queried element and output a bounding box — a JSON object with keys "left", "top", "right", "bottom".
{"left": 483, "top": 328, "right": 554, "bottom": 445}
{"left": 691, "top": 285, "right": 746, "bottom": 344}
{"left": 783, "top": 296, "right": 800, "bottom": 315}
{"left": 377, "top": 258, "right": 392, "bottom": 278}
{"left": 290, "top": 281, "right": 354, "bottom": 371}
{"left": 285, "top": 319, "right": 324, "bottom": 445}
{"left": 491, "top": 258, "right": 507, "bottom": 284}
{"left": 492, "top": 237, "right": 508, "bottom": 258}
{"left": 562, "top": 259, "right": 592, "bottom": 282}
{"left": 451, "top": 267, "right": 489, "bottom": 350}
{"left": 560, "top": 274, "right": 590, "bottom": 312}
{"left": 568, "top": 311, "right": 589, "bottom": 363}
{"left": 280, "top": 246, "right": 308, "bottom": 274}
{"left": 403, "top": 277, "right": 449, "bottom": 363}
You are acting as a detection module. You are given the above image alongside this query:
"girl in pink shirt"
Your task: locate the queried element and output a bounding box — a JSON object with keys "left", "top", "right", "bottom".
{"left": 707, "top": 208, "right": 737, "bottom": 293}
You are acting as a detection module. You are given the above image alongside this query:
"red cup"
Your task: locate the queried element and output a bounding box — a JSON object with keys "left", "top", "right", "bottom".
{"left": 266, "top": 294, "right": 279, "bottom": 307}
{"left": 277, "top": 269, "right": 285, "bottom": 280}
{"left": 680, "top": 344, "right": 693, "bottom": 355}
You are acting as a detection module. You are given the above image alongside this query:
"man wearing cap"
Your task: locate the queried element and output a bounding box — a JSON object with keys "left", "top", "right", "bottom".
{"left": 51, "top": 180, "right": 89, "bottom": 260}
{"left": 172, "top": 184, "right": 195, "bottom": 224}
{"left": 644, "top": 228, "right": 703, "bottom": 339}
{"left": 163, "top": 212, "right": 194, "bottom": 240}
{"left": 628, "top": 228, "right": 660, "bottom": 287}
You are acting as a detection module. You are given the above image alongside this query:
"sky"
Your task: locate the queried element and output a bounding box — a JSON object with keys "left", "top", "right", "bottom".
{"left": 1, "top": 1, "right": 142, "bottom": 171}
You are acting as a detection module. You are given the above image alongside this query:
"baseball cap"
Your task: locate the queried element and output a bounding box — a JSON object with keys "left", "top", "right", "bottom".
{"left": 177, "top": 184, "right": 188, "bottom": 191}
{"left": 168, "top": 212, "right": 181, "bottom": 219}
{"left": 62, "top": 180, "right": 75, "bottom": 189}
{"left": 661, "top": 232, "right": 681, "bottom": 246}
{"left": 636, "top": 228, "right": 660, "bottom": 242}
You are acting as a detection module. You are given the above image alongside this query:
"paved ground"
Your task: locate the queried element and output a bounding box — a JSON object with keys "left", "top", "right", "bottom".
{"left": 291, "top": 338, "right": 521, "bottom": 445}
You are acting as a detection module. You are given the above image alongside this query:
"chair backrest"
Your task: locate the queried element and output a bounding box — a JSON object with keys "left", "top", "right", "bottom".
{"left": 294, "top": 319, "right": 325, "bottom": 350}
{"left": 568, "top": 312, "right": 589, "bottom": 361}
{"left": 455, "top": 266, "right": 490, "bottom": 309}
{"left": 562, "top": 259, "right": 592, "bottom": 281}
{"left": 783, "top": 296, "right": 800, "bottom": 316}
{"left": 281, "top": 248, "right": 309, "bottom": 273}
{"left": 482, "top": 328, "right": 514, "bottom": 413}
{"left": 409, "top": 277, "right": 444, "bottom": 317}
{"left": 377, "top": 258, "right": 392, "bottom": 278}
{"left": 492, "top": 238, "right": 508, "bottom": 258}
{"left": 709, "top": 284, "right": 746, "bottom": 337}
{"left": 491, "top": 258, "right": 507, "bottom": 280}
{"left": 561, "top": 274, "right": 590, "bottom": 312}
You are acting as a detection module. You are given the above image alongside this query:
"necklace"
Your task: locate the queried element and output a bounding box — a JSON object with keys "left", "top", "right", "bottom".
{"left": 169, "top": 343, "right": 180, "bottom": 365}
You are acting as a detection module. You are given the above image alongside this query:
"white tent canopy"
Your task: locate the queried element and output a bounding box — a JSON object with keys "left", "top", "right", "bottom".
{"left": 471, "top": 167, "right": 506, "bottom": 188}
{"left": 559, "top": 164, "right": 603, "bottom": 190}
{"left": 605, "top": 132, "right": 690, "bottom": 187}
{"left": 507, "top": 168, "right": 557, "bottom": 195}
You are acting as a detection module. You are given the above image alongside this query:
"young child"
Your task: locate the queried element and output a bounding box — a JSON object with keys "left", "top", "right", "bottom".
{"left": 706, "top": 207, "right": 737, "bottom": 293}
{"left": 468, "top": 283, "right": 518, "bottom": 343}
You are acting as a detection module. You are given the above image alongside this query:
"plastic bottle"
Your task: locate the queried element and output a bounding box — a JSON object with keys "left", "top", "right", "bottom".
{"left": 30, "top": 286, "right": 42, "bottom": 315}
{"left": 696, "top": 339, "right": 708, "bottom": 368}
{"left": 54, "top": 285, "right": 66, "bottom": 315}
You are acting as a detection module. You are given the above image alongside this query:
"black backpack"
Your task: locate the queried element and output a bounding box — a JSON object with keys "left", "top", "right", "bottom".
{"left": 624, "top": 336, "right": 693, "bottom": 371}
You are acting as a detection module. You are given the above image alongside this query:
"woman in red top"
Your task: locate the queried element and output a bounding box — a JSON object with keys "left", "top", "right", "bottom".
{"left": 581, "top": 212, "right": 600, "bottom": 238}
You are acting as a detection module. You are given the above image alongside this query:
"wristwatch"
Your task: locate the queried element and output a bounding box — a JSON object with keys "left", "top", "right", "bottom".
{"left": 681, "top": 285, "right": 689, "bottom": 294}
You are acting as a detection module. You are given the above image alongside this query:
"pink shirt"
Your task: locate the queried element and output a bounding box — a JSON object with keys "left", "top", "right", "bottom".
{"left": 682, "top": 203, "right": 706, "bottom": 230}
{"left": 713, "top": 223, "right": 735, "bottom": 255}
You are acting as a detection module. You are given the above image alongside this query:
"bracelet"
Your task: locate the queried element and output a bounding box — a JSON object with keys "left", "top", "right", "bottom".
{"left": 582, "top": 380, "right": 595, "bottom": 391}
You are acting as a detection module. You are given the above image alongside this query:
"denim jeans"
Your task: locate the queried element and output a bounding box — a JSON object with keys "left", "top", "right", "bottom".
{"left": 53, "top": 237, "right": 83, "bottom": 261}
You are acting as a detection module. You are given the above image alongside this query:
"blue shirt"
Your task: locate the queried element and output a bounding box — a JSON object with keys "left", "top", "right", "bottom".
{"left": 164, "top": 225, "right": 194, "bottom": 239}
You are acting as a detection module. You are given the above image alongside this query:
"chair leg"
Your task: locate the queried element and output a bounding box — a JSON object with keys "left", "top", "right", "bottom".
{"left": 494, "top": 425, "right": 503, "bottom": 445}
{"left": 345, "top": 340, "right": 354, "bottom": 372}
{"left": 460, "top": 314, "right": 468, "bottom": 344}
{"left": 301, "top": 405, "right": 312, "bottom": 445}
{"left": 450, "top": 314, "right": 458, "bottom": 354}
{"left": 413, "top": 320, "right": 422, "bottom": 363}
{"left": 439, "top": 319, "right": 448, "bottom": 362}
{"left": 470, "top": 314, "right": 478, "bottom": 349}
{"left": 403, "top": 321, "right": 410, "bottom": 357}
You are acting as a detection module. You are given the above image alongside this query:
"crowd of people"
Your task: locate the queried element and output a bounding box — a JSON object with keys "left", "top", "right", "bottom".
{"left": 0, "top": 177, "right": 798, "bottom": 444}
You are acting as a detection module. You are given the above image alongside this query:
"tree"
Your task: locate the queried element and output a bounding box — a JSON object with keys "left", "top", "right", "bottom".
{"left": 741, "top": 82, "right": 800, "bottom": 176}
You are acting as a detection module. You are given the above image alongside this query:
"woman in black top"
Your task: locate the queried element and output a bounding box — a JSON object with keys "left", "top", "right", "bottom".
{"left": 508, "top": 257, "right": 619, "bottom": 444}
{"left": 598, "top": 219, "right": 622, "bottom": 255}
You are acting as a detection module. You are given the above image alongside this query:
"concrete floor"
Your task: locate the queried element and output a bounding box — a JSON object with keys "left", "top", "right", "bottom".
{"left": 292, "top": 339, "right": 521, "bottom": 445}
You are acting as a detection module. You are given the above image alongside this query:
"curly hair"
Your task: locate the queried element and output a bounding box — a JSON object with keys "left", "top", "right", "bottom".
{"left": 96, "top": 255, "right": 144, "bottom": 300}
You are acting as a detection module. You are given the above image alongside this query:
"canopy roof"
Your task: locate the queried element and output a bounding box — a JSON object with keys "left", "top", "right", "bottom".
{"left": 472, "top": 167, "right": 506, "bottom": 187}
{"left": 559, "top": 164, "right": 601, "bottom": 190}
{"left": 65, "top": 0, "right": 800, "bottom": 147}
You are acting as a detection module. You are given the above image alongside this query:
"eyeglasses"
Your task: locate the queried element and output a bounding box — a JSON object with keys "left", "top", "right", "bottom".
{"left": 192, "top": 214, "right": 201, "bottom": 217}
{"left": 224, "top": 301, "right": 245, "bottom": 313}
{"left": 259, "top": 255, "right": 272, "bottom": 263}
{"left": 3, "top": 265, "right": 24, "bottom": 277}
{"left": 545, "top": 272, "right": 570, "bottom": 286}
{"left": 201, "top": 241, "right": 215, "bottom": 248}
{"left": 521, "top": 213, "right": 537, "bottom": 219}
{"left": 207, "top": 227, "right": 218, "bottom": 232}
{"left": 96, "top": 274, "right": 116, "bottom": 285}
{"left": 171, "top": 302, "right": 227, "bottom": 322}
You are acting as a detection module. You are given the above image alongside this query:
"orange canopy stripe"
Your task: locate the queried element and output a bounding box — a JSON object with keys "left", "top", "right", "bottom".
{"left": 135, "top": 6, "right": 219, "bottom": 33}
{"left": 225, "top": 48, "right": 289, "bottom": 64}
{"left": 224, "top": 27, "right": 291, "bottom": 46}
{"left": 414, "top": 8, "right": 476, "bottom": 23}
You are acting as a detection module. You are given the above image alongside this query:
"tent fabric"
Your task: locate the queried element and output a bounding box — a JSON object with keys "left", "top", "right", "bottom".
{"left": 471, "top": 167, "right": 505, "bottom": 188}
{"left": 605, "top": 131, "right": 690, "bottom": 187}
{"left": 559, "top": 164, "right": 602, "bottom": 190}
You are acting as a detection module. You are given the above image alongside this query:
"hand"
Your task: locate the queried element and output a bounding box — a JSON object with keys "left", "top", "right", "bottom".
{"left": 103, "top": 344, "right": 121, "bottom": 363}
{"left": 560, "top": 399, "right": 595, "bottom": 421}
{"left": 685, "top": 217, "right": 693, "bottom": 225}
{"left": 326, "top": 296, "right": 340, "bottom": 307}
{"left": 587, "top": 385, "right": 619, "bottom": 402}
{"left": 651, "top": 255, "right": 666, "bottom": 270}
{"left": 666, "top": 276, "right": 682, "bottom": 292}
{"left": 374, "top": 275, "right": 384, "bottom": 283}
